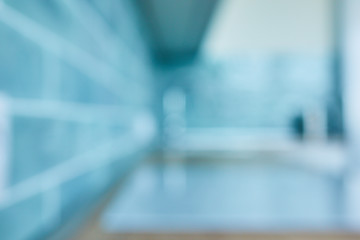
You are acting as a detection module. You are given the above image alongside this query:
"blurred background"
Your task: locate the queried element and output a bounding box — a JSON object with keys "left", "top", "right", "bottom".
{"left": 0, "top": 0, "right": 360, "bottom": 239}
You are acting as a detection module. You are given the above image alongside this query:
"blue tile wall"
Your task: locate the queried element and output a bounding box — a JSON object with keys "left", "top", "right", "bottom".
{"left": 0, "top": 195, "right": 43, "bottom": 240}
{"left": 0, "top": 0, "right": 156, "bottom": 239}
{"left": 0, "top": 23, "right": 43, "bottom": 99}
{"left": 164, "top": 55, "right": 332, "bottom": 130}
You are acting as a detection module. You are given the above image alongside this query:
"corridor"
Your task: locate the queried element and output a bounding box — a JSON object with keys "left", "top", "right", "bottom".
{"left": 1, "top": 0, "right": 360, "bottom": 239}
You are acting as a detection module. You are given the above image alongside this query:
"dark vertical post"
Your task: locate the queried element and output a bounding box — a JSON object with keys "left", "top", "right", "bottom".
{"left": 329, "top": 0, "right": 345, "bottom": 139}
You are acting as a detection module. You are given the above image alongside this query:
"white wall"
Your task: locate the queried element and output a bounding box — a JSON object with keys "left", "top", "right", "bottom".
{"left": 343, "top": 0, "right": 360, "bottom": 225}
{"left": 344, "top": 0, "right": 360, "bottom": 159}
{"left": 0, "top": 95, "right": 9, "bottom": 200}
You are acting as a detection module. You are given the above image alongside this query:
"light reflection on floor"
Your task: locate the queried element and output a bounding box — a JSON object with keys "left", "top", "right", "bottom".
{"left": 101, "top": 152, "right": 345, "bottom": 233}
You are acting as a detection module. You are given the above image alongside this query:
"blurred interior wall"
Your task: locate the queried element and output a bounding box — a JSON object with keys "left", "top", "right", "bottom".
{"left": 0, "top": 1, "right": 156, "bottom": 239}
{"left": 157, "top": 0, "right": 337, "bottom": 134}
{"left": 343, "top": 0, "right": 360, "bottom": 224}
{"left": 344, "top": 0, "right": 360, "bottom": 159}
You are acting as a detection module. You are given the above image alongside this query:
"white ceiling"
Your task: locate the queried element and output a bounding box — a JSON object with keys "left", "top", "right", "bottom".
{"left": 203, "top": 0, "right": 334, "bottom": 57}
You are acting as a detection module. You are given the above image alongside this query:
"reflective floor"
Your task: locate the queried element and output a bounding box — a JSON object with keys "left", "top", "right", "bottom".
{"left": 101, "top": 149, "right": 346, "bottom": 233}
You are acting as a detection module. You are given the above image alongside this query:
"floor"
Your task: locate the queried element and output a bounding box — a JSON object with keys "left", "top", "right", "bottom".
{"left": 74, "top": 218, "right": 360, "bottom": 240}
{"left": 72, "top": 149, "right": 360, "bottom": 240}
